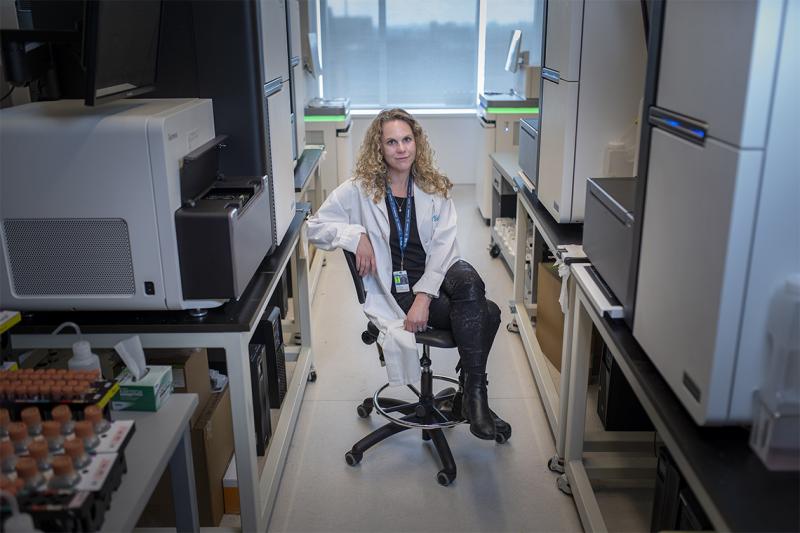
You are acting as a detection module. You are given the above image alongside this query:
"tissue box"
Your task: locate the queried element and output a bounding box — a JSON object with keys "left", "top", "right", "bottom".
{"left": 112, "top": 365, "right": 173, "bottom": 412}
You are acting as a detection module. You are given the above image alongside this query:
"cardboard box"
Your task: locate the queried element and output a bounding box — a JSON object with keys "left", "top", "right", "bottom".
{"left": 111, "top": 365, "right": 173, "bottom": 412}
{"left": 137, "top": 385, "right": 234, "bottom": 528}
{"left": 535, "top": 262, "right": 565, "bottom": 370}
{"left": 144, "top": 349, "right": 211, "bottom": 425}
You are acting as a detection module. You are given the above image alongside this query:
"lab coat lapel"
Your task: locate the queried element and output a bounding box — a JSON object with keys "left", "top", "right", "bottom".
{"left": 413, "top": 183, "right": 434, "bottom": 246}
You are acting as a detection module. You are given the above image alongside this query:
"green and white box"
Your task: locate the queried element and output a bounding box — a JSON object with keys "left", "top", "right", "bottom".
{"left": 112, "top": 365, "right": 173, "bottom": 412}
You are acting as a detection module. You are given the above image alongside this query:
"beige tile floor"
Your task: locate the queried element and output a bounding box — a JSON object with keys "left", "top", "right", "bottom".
{"left": 265, "top": 186, "right": 585, "bottom": 532}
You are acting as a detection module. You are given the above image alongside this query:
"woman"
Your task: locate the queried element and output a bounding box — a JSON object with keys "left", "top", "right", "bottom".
{"left": 306, "top": 108, "right": 502, "bottom": 440}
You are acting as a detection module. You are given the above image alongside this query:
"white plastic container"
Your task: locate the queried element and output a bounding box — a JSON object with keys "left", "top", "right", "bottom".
{"left": 750, "top": 274, "right": 800, "bottom": 471}
{"left": 68, "top": 341, "right": 101, "bottom": 373}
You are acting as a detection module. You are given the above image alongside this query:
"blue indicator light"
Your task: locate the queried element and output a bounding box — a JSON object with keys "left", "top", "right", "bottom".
{"left": 666, "top": 119, "right": 680, "bottom": 127}
{"left": 692, "top": 129, "right": 705, "bottom": 138}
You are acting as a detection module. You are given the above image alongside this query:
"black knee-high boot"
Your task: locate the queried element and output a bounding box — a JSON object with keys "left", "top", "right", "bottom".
{"left": 461, "top": 371, "right": 495, "bottom": 439}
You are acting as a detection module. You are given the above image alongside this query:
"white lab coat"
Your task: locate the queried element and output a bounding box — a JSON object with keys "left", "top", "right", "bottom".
{"left": 306, "top": 178, "right": 461, "bottom": 385}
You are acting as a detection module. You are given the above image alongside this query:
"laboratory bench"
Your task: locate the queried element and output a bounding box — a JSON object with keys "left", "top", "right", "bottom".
{"left": 493, "top": 140, "right": 800, "bottom": 531}
{"left": 562, "top": 263, "right": 800, "bottom": 532}
{"left": 10, "top": 205, "right": 315, "bottom": 532}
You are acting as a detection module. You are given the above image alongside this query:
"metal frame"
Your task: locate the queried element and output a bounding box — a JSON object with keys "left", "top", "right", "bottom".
{"left": 512, "top": 190, "right": 652, "bottom": 476}
{"left": 11, "top": 222, "right": 315, "bottom": 532}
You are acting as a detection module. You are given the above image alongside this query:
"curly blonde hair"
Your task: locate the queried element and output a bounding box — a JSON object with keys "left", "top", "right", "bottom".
{"left": 353, "top": 108, "right": 453, "bottom": 203}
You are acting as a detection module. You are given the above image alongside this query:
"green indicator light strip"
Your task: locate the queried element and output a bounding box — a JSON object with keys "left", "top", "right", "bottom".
{"left": 304, "top": 115, "right": 347, "bottom": 122}
{"left": 486, "top": 107, "right": 539, "bottom": 114}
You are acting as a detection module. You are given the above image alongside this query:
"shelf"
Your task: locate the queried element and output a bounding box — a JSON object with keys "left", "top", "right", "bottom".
{"left": 106, "top": 393, "right": 199, "bottom": 532}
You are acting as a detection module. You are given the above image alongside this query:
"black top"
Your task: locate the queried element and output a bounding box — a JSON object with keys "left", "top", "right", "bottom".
{"left": 385, "top": 195, "right": 427, "bottom": 294}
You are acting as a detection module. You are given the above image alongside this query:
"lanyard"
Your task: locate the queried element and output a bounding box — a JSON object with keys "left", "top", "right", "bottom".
{"left": 386, "top": 176, "right": 413, "bottom": 269}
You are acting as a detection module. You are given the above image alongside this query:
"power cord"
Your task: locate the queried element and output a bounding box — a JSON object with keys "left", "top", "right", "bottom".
{"left": 0, "top": 86, "right": 14, "bottom": 102}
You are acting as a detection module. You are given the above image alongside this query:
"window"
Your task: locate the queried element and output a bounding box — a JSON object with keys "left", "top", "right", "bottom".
{"left": 321, "top": 0, "right": 479, "bottom": 109}
{"left": 483, "top": 0, "right": 543, "bottom": 94}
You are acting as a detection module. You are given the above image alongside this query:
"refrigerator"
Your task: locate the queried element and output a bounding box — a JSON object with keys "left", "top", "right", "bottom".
{"left": 536, "top": 0, "right": 646, "bottom": 223}
{"left": 632, "top": 0, "right": 798, "bottom": 425}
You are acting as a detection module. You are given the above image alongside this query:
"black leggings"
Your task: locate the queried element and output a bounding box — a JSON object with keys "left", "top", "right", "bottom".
{"left": 393, "top": 260, "right": 501, "bottom": 374}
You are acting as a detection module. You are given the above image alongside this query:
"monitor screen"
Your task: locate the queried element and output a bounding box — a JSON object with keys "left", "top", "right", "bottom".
{"left": 84, "top": 0, "right": 162, "bottom": 106}
{"left": 504, "top": 29, "right": 523, "bottom": 73}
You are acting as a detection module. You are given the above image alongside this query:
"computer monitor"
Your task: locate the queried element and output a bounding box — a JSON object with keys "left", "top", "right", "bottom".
{"left": 83, "top": 0, "right": 162, "bottom": 106}
{"left": 504, "top": 29, "right": 524, "bottom": 73}
{"left": 1, "top": 0, "right": 161, "bottom": 105}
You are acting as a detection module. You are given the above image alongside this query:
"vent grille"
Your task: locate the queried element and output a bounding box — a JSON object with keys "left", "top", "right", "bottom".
{"left": 4, "top": 219, "right": 135, "bottom": 296}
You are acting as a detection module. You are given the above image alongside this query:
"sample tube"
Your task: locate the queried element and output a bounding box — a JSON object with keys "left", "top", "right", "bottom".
{"left": 0, "top": 408, "right": 9, "bottom": 439}
{"left": 74, "top": 421, "right": 100, "bottom": 452}
{"left": 20, "top": 407, "right": 42, "bottom": 437}
{"left": 49, "top": 455, "right": 81, "bottom": 490}
{"left": 27, "top": 440, "right": 52, "bottom": 473}
{"left": 0, "top": 440, "right": 17, "bottom": 476}
{"left": 63, "top": 438, "right": 91, "bottom": 470}
{"left": 15, "top": 457, "right": 45, "bottom": 492}
{"left": 83, "top": 405, "right": 111, "bottom": 435}
{"left": 51, "top": 405, "right": 75, "bottom": 436}
{"left": 42, "top": 420, "right": 65, "bottom": 453}
{"left": 9, "top": 422, "right": 30, "bottom": 454}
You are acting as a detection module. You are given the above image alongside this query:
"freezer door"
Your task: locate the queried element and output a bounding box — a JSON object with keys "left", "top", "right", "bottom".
{"left": 258, "top": 0, "right": 290, "bottom": 84}
{"left": 633, "top": 128, "right": 762, "bottom": 424}
{"left": 537, "top": 77, "right": 579, "bottom": 222}
{"left": 543, "top": 0, "right": 583, "bottom": 81}
{"left": 265, "top": 81, "right": 296, "bottom": 244}
{"left": 656, "top": 0, "right": 782, "bottom": 148}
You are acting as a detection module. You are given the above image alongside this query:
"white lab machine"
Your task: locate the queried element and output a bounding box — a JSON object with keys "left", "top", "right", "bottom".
{"left": 0, "top": 99, "right": 272, "bottom": 312}
{"left": 633, "top": 0, "right": 799, "bottom": 425}
{"left": 536, "top": 0, "right": 646, "bottom": 223}
{"left": 476, "top": 97, "right": 539, "bottom": 221}
{"left": 304, "top": 98, "right": 353, "bottom": 199}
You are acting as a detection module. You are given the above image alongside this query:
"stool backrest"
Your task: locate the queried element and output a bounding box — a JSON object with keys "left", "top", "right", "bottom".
{"left": 343, "top": 250, "right": 367, "bottom": 304}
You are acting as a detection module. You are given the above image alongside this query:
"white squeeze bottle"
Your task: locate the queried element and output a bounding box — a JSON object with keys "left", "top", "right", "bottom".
{"left": 68, "top": 340, "right": 101, "bottom": 373}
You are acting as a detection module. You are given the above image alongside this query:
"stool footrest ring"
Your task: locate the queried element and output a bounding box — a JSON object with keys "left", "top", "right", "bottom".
{"left": 372, "top": 376, "right": 465, "bottom": 430}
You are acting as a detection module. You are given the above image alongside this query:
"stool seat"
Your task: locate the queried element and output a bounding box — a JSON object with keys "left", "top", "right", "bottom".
{"left": 365, "top": 321, "right": 456, "bottom": 349}
{"left": 415, "top": 328, "right": 456, "bottom": 349}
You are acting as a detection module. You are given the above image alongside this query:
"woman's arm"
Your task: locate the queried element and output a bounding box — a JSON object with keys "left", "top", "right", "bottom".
{"left": 306, "top": 181, "right": 366, "bottom": 253}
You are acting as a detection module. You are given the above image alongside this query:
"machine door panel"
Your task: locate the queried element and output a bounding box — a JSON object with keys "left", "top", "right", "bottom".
{"left": 537, "top": 77, "right": 579, "bottom": 222}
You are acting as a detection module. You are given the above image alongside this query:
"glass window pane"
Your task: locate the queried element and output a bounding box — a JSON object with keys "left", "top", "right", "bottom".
{"left": 483, "top": 0, "right": 544, "bottom": 95}
{"left": 321, "top": 0, "right": 380, "bottom": 104}
{"left": 321, "top": 0, "right": 478, "bottom": 109}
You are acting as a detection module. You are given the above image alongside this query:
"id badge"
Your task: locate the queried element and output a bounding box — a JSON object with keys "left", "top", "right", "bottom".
{"left": 393, "top": 270, "right": 410, "bottom": 293}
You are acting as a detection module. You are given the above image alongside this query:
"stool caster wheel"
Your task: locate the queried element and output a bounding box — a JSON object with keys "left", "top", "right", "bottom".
{"left": 356, "top": 403, "right": 372, "bottom": 418}
{"left": 495, "top": 426, "right": 511, "bottom": 444}
{"left": 489, "top": 244, "right": 501, "bottom": 258}
{"left": 307, "top": 370, "right": 317, "bottom": 382}
{"left": 437, "top": 469, "right": 456, "bottom": 486}
{"left": 345, "top": 451, "right": 362, "bottom": 466}
{"left": 422, "top": 430, "right": 432, "bottom": 441}
{"left": 557, "top": 473, "right": 572, "bottom": 495}
{"left": 548, "top": 455, "right": 565, "bottom": 474}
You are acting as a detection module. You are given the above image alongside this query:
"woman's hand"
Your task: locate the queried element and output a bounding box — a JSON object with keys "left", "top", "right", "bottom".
{"left": 405, "top": 293, "right": 432, "bottom": 333}
{"left": 355, "top": 233, "right": 377, "bottom": 277}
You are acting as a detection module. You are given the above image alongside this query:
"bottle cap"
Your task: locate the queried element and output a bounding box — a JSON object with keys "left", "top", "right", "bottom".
{"left": 63, "top": 438, "right": 86, "bottom": 459}
{"left": 42, "top": 420, "right": 62, "bottom": 439}
{"left": 28, "top": 440, "right": 48, "bottom": 461}
{"left": 72, "top": 340, "right": 92, "bottom": 360}
{"left": 83, "top": 405, "right": 103, "bottom": 425}
{"left": 9, "top": 422, "right": 28, "bottom": 442}
{"left": 0, "top": 408, "right": 9, "bottom": 426}
{"left": 15, "top": 457, "right": 38, "bottom": 480}
{"left": 74, "top": 420, "right": 95, "bottom": 439}
{"left": 39, "top": 383, "right": 52, "bottom": 398}
{"left": 0, "top": 440, "right": 14, "bottom": 459}
{"left": 52, "top": 455, "right": 75, "bottom": 476}
{"left": 21, "top": 407, "right": 41, "bottom": 427}
{"left": 51, "top": 405, "right": 73, "bottom": 424}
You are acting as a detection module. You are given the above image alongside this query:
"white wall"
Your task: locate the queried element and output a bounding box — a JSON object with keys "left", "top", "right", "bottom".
{"left": 350, "top": 114, "right": 484, "bottom": 185}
